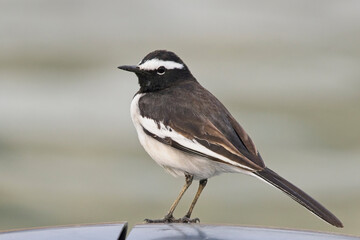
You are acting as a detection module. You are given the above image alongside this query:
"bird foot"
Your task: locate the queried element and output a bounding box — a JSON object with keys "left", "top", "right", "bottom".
{"left": 144, "top": 214, "right": 176, "bottom": 223}
{"left": 144, "top": 215, "right": 200, "bottom": 224}
{"left": 178, "top": 216, "right": 200, "bottom": 223}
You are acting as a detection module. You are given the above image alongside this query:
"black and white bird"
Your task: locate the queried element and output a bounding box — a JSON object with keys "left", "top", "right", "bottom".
{"left": 118, "top": 50, "right": 343, "bottom": 227}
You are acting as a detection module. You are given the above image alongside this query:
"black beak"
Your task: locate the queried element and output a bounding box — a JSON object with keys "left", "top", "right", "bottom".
{"left": 118, "top": 65, "right": 143, "bottom": 74}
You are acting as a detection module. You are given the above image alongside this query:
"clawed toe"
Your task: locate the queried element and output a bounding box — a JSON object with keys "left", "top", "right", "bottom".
{"left": 144, "top": 214, "right": 176, "bottom": 223}
{"left": 144, "top": 215, "right": 200, "bottom": 224}
{"left": 180, "top": 216, "right": 200, "bottom": 223}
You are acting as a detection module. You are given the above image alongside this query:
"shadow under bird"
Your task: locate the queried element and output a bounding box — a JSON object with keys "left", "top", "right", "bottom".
{"left": 118, "top": 50, "right": 343, "bottom": 228}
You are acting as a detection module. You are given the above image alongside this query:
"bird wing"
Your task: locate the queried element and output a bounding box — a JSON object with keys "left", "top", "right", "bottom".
{"left": 138, "top": 81, "right": 265, "bottom": 171}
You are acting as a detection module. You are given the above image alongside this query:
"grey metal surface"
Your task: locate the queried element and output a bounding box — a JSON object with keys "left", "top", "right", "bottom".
{"left": 1, "top": 223, "right": 359, "bottom": 240}
{"left": 0, "top": 222, "right": 127, "bottom": 240}
{"left": 126, "top": 224, "right": 360, "bottom": 240}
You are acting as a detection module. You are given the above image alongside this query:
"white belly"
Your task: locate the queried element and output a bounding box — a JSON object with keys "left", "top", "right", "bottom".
{"left": 130, "top": 93, "right": 245, "bottom": 180}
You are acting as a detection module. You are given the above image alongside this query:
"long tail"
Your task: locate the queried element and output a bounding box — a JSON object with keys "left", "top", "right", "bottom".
{"left": 254, "top": 167, "right": 343, "bottom": 228}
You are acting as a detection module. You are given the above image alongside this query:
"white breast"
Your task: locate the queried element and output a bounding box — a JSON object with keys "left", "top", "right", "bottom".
{"left": 130, "top": 93, "right": 249, "bottom": 180}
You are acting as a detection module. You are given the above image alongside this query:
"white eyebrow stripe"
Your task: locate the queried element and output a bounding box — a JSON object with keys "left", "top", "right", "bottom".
{"left": 138, "top": 59, "right": 184, "bottom": 70}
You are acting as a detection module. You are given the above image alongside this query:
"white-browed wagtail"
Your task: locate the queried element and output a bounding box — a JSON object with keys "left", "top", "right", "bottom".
{"left": 118, "top": 50, "right": 343, "bottom": 227}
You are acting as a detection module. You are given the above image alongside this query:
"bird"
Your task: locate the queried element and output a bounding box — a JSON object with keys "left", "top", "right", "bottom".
{"left": 118, "top": 50, "right": 343, "bottom": 227}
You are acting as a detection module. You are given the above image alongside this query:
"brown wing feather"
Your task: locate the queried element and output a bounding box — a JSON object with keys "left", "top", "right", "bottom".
{"left": 227, "top": 114, "right": 265, "bottom": 167}
{"left": 168, "top": 116, "right": 264, "bottom": 171}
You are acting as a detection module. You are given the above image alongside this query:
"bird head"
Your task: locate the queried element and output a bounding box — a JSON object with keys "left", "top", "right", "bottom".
{"left": 118, "top": 50, "right": 194, "bottom": 92}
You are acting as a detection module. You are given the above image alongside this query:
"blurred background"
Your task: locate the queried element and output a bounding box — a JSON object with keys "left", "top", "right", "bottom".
{"left": 1, "top": 0, "right": 359, "bottom": 236}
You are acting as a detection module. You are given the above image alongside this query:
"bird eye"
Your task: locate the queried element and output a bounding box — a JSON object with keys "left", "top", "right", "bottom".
{"left": 157, "top": 66, "right": 166, "bottom": 75}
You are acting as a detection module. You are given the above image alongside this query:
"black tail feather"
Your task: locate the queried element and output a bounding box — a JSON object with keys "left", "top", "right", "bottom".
{"left": 254, "top": 167, "right": 343, "bottom": 228}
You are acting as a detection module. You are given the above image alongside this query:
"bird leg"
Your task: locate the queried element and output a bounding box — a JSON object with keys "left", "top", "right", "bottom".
{"left": 145, "top": 174, "right": 193, "bottom": 223}
{"left": 180, "top": 178, "right": 208, "bottom": 223}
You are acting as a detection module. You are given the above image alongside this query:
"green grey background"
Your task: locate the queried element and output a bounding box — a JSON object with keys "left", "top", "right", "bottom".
{"left": 1, "top": 0, "right": 359, "bottom": 236}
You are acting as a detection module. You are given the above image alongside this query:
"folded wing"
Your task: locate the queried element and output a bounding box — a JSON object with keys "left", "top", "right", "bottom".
{"left": 138, "top": 82, "right": 265, "bottom": 172}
